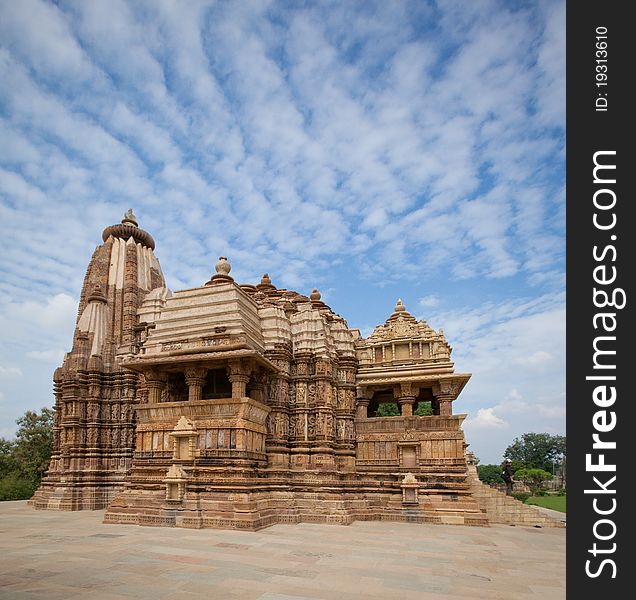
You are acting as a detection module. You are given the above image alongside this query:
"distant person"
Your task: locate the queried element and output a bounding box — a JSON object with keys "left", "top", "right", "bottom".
{"left": 501, "top": 459, "right": 515, "bottom": 495}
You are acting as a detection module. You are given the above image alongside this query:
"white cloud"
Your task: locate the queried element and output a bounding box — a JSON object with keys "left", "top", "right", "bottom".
{"left": 514, "top": 350, "right": 553, "bottom": 368}
{"left": 0, "top": 0, "right": 565, "bottom": 455}
{"left": 496, "top": 388, "right": 531, "bottom": 414}
{"left": 2, "top": 294, "right": 77, "bottom": 335}
{"left": 537, "top": 402, "right": 566, "bottom": 419}
{"left": 0, "top": 1, "right": 564, "bottom": 292}
{"left": 26, "top": 350, "right": 66, "bottom": 364}
{"left": 0, "top": 366, "right": 23, "bottom": 378}
{"left": 465, "top": 407, "right": 507, "bottom": 430}
{"left": 418, "top": 295, "right": 440, "bottom": 309}
{"left": 0, "top": 0, "right": 97, "bottom": 84}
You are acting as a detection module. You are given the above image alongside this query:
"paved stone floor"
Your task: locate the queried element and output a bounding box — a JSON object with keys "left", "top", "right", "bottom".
{"left": 0, "top": 501, "right": 565, "bottom": 599}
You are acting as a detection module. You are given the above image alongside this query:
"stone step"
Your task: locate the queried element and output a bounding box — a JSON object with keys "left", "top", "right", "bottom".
{"left": 468, "top": 477, "right": 565, "bottom": 528}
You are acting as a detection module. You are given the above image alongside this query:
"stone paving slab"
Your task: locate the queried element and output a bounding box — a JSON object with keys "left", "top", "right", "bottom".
{"left": 0, "top": 501, "right": 564, "bottom": 599}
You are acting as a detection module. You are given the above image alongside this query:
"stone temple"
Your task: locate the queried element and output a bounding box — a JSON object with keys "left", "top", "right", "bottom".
{"left": 30, "top": 211, "right": 561, "bottom": 529}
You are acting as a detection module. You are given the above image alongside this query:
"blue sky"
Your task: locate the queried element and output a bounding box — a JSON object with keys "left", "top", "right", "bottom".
{"left": 0, "top": 0, "right": 565, "bottom": 464}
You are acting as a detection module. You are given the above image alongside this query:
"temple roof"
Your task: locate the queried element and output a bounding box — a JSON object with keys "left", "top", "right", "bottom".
{"left": 366, "top": 299, "right": 445, "bottom": 344}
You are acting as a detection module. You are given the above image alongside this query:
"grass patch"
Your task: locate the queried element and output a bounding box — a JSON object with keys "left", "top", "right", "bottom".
{"left": 526, "top": 495, "right": 566, "bottom": 513}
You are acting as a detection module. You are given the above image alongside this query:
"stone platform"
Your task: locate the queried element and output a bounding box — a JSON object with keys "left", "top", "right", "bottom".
{"left": 0, "top": 501, "right": 564, "bottom": 599}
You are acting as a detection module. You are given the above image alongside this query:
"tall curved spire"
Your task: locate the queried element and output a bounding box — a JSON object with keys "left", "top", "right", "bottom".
{"left": 32, "top": 210, "right": 168, "bottom": 511}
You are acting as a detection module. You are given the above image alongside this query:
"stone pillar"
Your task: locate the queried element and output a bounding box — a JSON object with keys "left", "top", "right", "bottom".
{"left": 249, "top": 368, "right": 267, "bottom": 404}
{"left": 433, "top": 381, "right": 459, "bottom": 416}
{"left": 84, "top": 360, "right": 103, "bottom": 457}
{"left": 227, "top": 359, "right": 251, "bottom": 398}
{"left": 184, "top": 367, "right": 207, "bottom": 402}
{"left": 355, "top": 386, "right": 373, "bottom": 418}
{"left": 397, "top": 383, "right": 417, "bottom": 417}
{"left": 145, "top": 369, "right": 166, "bottom": 404}
{"left": 438, "top": 396, "right": 453, "bottom": 416}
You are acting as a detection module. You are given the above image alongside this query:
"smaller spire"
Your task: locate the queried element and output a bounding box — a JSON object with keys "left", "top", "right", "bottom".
{"left": 122, "top": 208, "right": 138, "bottom": 227}
{"left": 386, "top": 297, "right": 416, "bottom": 323}
{"left": 87, "top": 283, "right": 107, "bottom": 304}
{"left": 257, "top": 273, "right": 275, "bottom": 291}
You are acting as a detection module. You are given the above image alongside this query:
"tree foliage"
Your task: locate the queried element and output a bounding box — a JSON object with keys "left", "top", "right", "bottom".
{"left": 375, "top": 402, "right": 400, "bottom": 417}
{"left": 374, "top": 401, "right": 433, "bottom": 417}
{"left": 0, "top": 407, "right": 54, "bottom": 501}
{"left": 514, "top": 467, "right": 553, "bottom": 493}
{"left": 414, "top": 401, "right": 433, "bottom": 416}
{"left": 503, "top": 433, "right": 565, "bottom": 472}
{"left": 477, "top": 464, "right": 502, "bottom": 485}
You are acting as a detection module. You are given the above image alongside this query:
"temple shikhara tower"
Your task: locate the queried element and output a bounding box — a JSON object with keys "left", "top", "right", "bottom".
{"left": 31, "top": 211, "right": 561, "bottom": 529}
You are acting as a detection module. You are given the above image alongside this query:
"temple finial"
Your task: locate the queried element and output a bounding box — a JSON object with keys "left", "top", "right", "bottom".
{"left": 122, "top": 208, "right": 138, "bottom": 227}
{"left": 102, "top": 209, "right": 155, "bottom": 249}
{"left": 215, "top": 256, "right": 231, "bottom": 275}
{"left": 395, "top": 298, "right": 406, "bottom": 313}
{"left": 204, "top": 256, "right": 234, "bottom": 285}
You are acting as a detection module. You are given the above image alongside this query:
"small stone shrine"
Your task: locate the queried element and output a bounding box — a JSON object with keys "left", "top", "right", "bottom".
{"left": 30, "top": 211, "right": 488, "bottom": 528}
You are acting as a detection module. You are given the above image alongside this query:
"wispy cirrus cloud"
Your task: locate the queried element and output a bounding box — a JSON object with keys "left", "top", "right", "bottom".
{"left": 0, "top": 0, "right": 564, "bottom": 461}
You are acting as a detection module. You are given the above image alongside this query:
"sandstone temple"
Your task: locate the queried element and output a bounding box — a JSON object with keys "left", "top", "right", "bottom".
{"left": 30, "top": 211, "right": 561, "bottom": 529}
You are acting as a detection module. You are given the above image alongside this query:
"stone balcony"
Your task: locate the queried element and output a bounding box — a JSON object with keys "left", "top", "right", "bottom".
{"left": 354, "top": 415, "right": 468, "bottom": 471}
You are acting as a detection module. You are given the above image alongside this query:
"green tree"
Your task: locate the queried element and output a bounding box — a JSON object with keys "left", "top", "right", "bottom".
{"left": 12, "top": 408, "right": 54, "bottom": 485}
{"left": 375, "top": 402, "right": 400, "bottom": 417}
{"left": 0, "top": 438, "right": 16, "bottom": 479}
{"left": 514, "top": 467, "right": 553, "bottom": 494}
{"left": 477, "top": 464, "right": 502, "bottom": 486}
{"left": 0, "top": 474, "right": 35, "bottom": 501}
{"left": 375, "top": 401, "right": 433, "bottom": 417}
{"left": 414, "top": 401, "right": 433, "bottom": 416}
{"left": 0, "top": 407, "right": 54, "bottom": 501}
{"left": 504, "top": 433, "right": 565, "bottom": 473}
